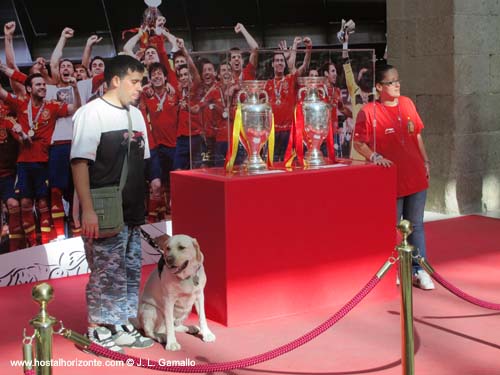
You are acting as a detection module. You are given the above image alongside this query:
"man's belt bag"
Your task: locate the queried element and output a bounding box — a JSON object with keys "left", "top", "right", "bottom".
{"left": 90, "top": 185, "right": 124, "bottom": 237}
{"left": 90, "top": 111, "right": 131, "bottom": 237}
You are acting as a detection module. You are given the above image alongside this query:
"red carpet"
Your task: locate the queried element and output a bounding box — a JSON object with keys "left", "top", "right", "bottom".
{"left": 1, "top": 215, "right": 499, "bottom": 375}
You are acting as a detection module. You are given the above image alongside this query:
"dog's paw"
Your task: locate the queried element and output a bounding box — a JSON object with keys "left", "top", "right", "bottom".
{"left": 201, "top": 330, "right": 216, "bottom": 343}
{"left": 165, "top": 341, "right": 182, "bottom": 351}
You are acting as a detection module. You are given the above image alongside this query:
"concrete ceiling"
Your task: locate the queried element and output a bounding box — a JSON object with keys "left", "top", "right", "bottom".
{"left": 1, "top": 0, "right": 386, "bottom": 66}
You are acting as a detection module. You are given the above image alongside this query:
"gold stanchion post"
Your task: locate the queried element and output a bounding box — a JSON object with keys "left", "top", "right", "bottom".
{"left": 30, "top": 283, "right": 57, "bottom": 375}
{"left": 397, "top": 220, "right": 415, "bottom": 375}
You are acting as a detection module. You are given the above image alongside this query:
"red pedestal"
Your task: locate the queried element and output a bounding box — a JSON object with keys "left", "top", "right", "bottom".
{"left": 171, "top": 162, "right": 397, "bottom": 326}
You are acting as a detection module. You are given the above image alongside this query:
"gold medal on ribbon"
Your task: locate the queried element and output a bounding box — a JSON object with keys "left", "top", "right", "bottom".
{"left": 156, "top": 103, "right": 163, "bottom": 112}
{"left": 28, "top": 129, "right": 35, "bottom": 137}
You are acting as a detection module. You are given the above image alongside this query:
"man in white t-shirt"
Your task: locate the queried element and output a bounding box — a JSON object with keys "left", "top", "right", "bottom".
{"left": 47, "top": 27, "right": 93, "bottom": 239}
{"left": 46, "top": 62, "right": 90, "bottom": 239}
{"left": 71, "top": 55, "right": 153, "bottom": 353}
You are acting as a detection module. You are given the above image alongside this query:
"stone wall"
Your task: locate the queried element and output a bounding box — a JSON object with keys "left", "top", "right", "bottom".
{"left": 387, "top": 0, "right": 500, "bottom": 214}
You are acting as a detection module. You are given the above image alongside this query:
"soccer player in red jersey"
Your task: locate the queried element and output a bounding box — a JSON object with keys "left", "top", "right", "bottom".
{"left": 0, "top": 102, "right": 23, "bottom": 251}
{"left": 139, "top": 62, "right": 178, "bottom": 220}
{"left": 265, "top": 37, "right": 312, "bottom": 161}
{"left": 0, "top": 73, "right": 80, "bottom": 246}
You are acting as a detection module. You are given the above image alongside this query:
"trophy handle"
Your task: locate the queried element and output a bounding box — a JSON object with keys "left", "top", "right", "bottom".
{"left": 238, "top": 90, "right": 247, "bottom": 104}
{"left": 298, "top": 87, "right": 306, "bottom": 100}
{"left": 260, "top": 90, "right": 269, "bottom": 103}
{"left": 318, "top": 87, "right": 327, "bottom": 99}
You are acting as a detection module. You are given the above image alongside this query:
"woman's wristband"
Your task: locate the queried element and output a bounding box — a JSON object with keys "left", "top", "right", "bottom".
{"left": 370, "top": 152, "right": 383, "bottom": 162}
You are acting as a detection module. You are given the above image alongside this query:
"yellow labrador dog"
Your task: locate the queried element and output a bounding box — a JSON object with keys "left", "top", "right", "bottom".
{"left": 137, "top": 234, "right": 216, "bottom": 351}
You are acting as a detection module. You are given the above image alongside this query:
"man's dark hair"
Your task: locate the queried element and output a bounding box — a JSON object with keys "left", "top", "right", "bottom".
{"left": 320, "top": 61, "right": 337, "bottom": 76}
{"left": 25, "top": 73, "right": 44, "bottom": 92}
{"left": 104, "top": 55, "right": 144, "bottom": 85}
{"left": 58, "top": 58, "right": 74, "bottom": 70}
{"left": 90, "top": 56, "right": 105, "bottom": 67}
{"left": 273, "top": 51, "right": 286, "bottom": 62}
{"left": 199, "top": 58, "right": 215, "bottom": 71}
{"left": 176, "top": 63, "right": 189, "bottom": 77}
{"left": 148, "top": 62, "right": 167, "bottom": 80}
{"left": 74, "top": 64, "right": 90, "bottom": 76}
{"left": 172, "top": 51, "right": 185, "bottom": 62}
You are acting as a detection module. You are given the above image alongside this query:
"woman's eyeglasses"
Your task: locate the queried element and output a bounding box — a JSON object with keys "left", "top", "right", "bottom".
{"left": 380, "top": 80, "right": 401, "bottom": 86}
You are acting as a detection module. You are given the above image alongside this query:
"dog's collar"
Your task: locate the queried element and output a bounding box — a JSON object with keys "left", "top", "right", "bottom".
{"left": 181, "top": 264, "right": 202, "bottom": 286}
{"left": 158, "top": 260, "right": 201, "bottom": 286}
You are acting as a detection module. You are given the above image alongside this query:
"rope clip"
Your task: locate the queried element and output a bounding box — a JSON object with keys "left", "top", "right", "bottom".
{"left": 23, "top": 328, "right": 36, "bottom": 345}
{"left": 54, "top": 320, "right": 66, "bottom": 336}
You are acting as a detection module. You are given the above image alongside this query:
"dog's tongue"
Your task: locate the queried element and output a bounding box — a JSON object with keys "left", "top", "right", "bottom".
{"left": 173, "top": 260, "right": 189, "bottom": 274}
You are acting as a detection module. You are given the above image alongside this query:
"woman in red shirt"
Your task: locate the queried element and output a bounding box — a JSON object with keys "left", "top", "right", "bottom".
{"left": 353, "top": 64, "right": 434, "bottom": 290}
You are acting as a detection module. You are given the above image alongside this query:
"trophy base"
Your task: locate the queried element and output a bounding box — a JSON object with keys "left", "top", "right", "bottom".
{"left": 245, "top": 155, "right": 268, "bottom": 173}
{"left": 305, "top": 149, "right": 326, "bottom": 167}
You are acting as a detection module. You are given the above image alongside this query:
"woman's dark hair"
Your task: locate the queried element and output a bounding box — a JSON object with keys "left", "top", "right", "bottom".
{"left": 375, "top": 63, "right": 395, "bottom": 84}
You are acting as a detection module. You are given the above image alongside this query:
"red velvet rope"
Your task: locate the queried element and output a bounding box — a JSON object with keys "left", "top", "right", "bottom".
{"left": 431, "top": 271, "right": 500, "bottom": 310}
{"left": 87, "top": 275, "right": 381, "bottom": 372}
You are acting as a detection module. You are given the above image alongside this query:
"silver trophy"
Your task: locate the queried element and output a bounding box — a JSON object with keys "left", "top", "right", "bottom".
{"left": 297, "top": 77, "right": 331, "bottom": 166}
{"left": 238, "top": 80, "right": 273, "bottom": 172}
{"left": 143, "top": 0, "right": 163, "bottom": 35}
{"left": 337, "top": 19, "right": 356, "bottom": 44}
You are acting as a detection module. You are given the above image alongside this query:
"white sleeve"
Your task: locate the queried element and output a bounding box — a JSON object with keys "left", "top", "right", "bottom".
{"left": 131, "top": 107, "right": 150, "bottom": 159}
{"left": 70, "top": 105, "right": 101, "bottom": 161}
{"left": 77, "top": 79, "right": 93, "bottom": 105}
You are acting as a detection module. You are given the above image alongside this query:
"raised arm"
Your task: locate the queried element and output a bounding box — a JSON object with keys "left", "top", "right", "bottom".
{"left": 234, "top": 23, "right": 259, "bottom": 67}
{"left": 123, "top": 28, "right": 144, "bottom": 58}
{"left": 82, "top": 34, "right": 103, "bottom": 69}
{"left": 296, "top": 37, "right": 312, "bottom": 76}
{"left": 176, "top": 38, "right": 201, "bottom": 86}
{"left": 283, "top": 37, "right": 302, "bottom": 74}
{"left": 34, "top": 57, "right": 56, "bottom": 85}
{"left": 0, "top": 62, "right": 15, "bottom": 79}
{"left": 152, "top": 17, "right": 179, "bottom": 86}
{"left": 50, "top": 27, "right": 74, "bottom": 84}
{"left": 1, "top": 61, "right": 24, "bottom": 97}
{"left": 0, "top": 81, "right": 9, "bottom": 101}
{"left": 341, "top": 33, "right": 359, "bottom": 105}
{"left": 3, "top": 21, "right": 28, "bottom": 95}
{"left": 342, "top": 29, "right": 350, "bottom": 61}
{"left": 4, "top": 22, "right": 18, "bottom": 70}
